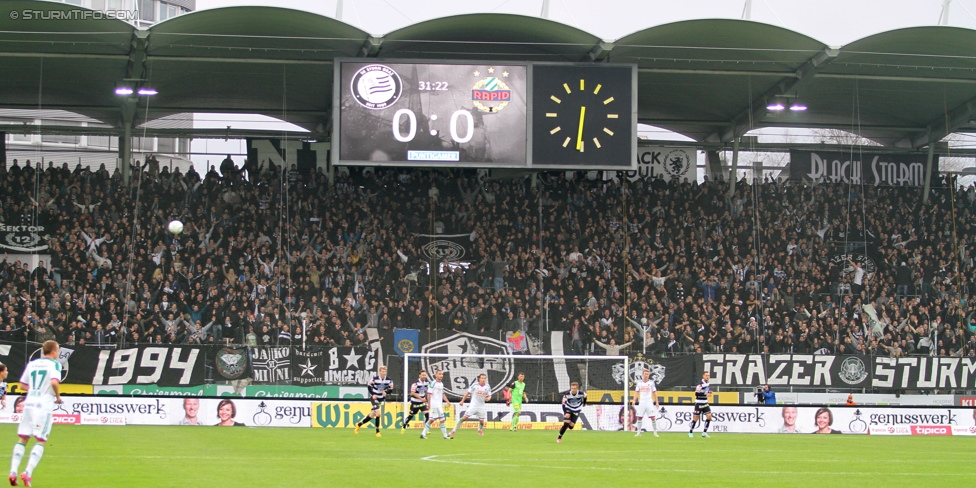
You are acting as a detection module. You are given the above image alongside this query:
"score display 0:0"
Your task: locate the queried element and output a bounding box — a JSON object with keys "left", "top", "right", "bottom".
{"left": 392, "top": 108, "right": 475, "bottom": 144}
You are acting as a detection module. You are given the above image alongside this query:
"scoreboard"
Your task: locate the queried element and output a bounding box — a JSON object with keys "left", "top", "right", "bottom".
{"left": 333, "top": 60, "right": 636, "bottom": 170}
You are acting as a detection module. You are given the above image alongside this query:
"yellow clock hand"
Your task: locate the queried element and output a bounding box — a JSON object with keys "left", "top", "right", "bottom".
{"left": 576, "top": 106, "right": 586, "bottom": 151}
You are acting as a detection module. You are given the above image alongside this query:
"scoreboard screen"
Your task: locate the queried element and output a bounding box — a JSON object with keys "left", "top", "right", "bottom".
{"left": 333, "top": 59, "right": 636, "bottom": 170}
{"left": 335, "top": 60, "right": 528, "bottom": 167}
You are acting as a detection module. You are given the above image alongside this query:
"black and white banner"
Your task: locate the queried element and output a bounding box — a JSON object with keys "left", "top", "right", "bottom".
{"left": 619, "top": 147, "right": 697, "bottom": 181}
{"left": 292, "top": 347, "right": 376, "bottom": 386}
{"left": 250, "top": 347, "right": 292, "bottom": 384}
{"left": 0, "top": 344, "right": 205, "bottom": 387}
{"left": 0, "top": 221, "right": 48, "bottom": 252}
{"left": 703, "top": 354, "right": 976, "bottom": 390}
{"left": 413, "top": 232, "right": 478, "bottom": 263}
{"left": 789, "top": 150, "right": 939, "bottom": 187}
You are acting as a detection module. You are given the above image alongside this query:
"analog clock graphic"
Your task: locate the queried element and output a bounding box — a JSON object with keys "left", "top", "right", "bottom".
{"left": 531, "top": 64, "right": 635, "bottom": 168}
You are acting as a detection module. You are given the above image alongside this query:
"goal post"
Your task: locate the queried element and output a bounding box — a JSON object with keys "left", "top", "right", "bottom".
{"left": 402, "top": 352, "right": 630, "bottom": 431}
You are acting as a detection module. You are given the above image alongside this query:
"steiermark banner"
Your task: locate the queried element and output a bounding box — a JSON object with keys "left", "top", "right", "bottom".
{"left": 93, "top": 384, "right": 367, "bottom": 399}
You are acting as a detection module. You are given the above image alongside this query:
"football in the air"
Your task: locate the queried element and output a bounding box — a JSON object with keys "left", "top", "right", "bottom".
{"left": 168, "top": 220, "right": 184, "bottom": 235}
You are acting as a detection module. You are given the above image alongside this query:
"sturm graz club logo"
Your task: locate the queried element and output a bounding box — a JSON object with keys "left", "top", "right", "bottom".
{"left": 421, "top": 240, "right": 465, "bottom": 261}
{"left": 612, "top": 355, "right": 666, "bottom": 387}
{"left": 420, "top": 333, "right": 513, "bottom": 398}
{"left": 350, "top": 64, "right": 403, "bottom": 110}
{"left": 838, "top": 356, "right": 869, "bottom": 385}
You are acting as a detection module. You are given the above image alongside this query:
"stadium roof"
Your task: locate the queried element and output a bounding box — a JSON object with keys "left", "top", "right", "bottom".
{"left": 1, "top": 0, "right": 975, "bottom": 149}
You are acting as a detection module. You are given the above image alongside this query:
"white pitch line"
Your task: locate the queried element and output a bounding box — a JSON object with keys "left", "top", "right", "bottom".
{"left": 419, "top": 454, "right": 974, "bottom": 476}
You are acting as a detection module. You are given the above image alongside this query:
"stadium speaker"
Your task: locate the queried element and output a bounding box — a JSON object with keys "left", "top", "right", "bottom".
{"left": 296, "top": 144, "right": 315, "bottom": 175}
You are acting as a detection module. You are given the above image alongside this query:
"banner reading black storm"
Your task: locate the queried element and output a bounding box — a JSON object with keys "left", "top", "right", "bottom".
{"left": 789, "top": 150, "right": 940, "bottom": 187}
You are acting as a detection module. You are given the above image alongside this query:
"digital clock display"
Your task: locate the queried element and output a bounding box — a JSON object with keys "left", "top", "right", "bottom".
{"left": 335, "top": 60, "right": 528, "bottom": 166}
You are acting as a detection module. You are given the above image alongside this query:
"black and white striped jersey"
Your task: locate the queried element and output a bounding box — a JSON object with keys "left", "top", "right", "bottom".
{"left": 409, "top": 379, "right": 429, "bottom": 405}
{"left": 368, "top": 375, "right": 394, "bottom": 402}
{"left": 695, "top": 379, "right": 710, "bottom": 405}
{"left": 562, "top": 390, "right": 587, "bottom": 413}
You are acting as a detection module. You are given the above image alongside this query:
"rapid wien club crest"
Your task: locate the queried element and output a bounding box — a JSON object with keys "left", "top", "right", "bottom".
{"left": 420, "top": 332, "right": 513, "bottom": 398}
{"left": 471, "top": 67, "right": 513, "bottom": 113}
{"left": 612, "top": 354, "right": 666, "bottom": 387}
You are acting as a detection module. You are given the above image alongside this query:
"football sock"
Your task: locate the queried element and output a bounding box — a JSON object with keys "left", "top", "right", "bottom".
{"left": 404, "top": 413, "right": 415, "bottom": 428}
{"left": 422, "top": 422, "right": 430, "bottom": 436}
{"left": 356, "top": 417, "right": 371, "bottom": 427}
{"left": 558, "top": 423, "right": 569, "bottom": 438}
{"left": 24, "top": 445, "right": 43, "bottom": 476}
{"left": 704, "top": 419, "right": 711, "bottom": 433}
{"left": 689, "top": 419, "right": 698, "bottom": 433}
{"left": 510, "top": 415, "right": 518, "bottom": 430}
{"left": 10, "top": 443, "right": 25, "bottom": 475}
{"left": 635, "top": 420, "right": 642, "bottom": 433}
{"left": 374, "top": 417, "right": 380, "bottom": 433}
{"left": 440, "top": 424, "right": 448, "bottom": 437}
{"left": 651, "top": 417, "right": 658, "bottom": 432}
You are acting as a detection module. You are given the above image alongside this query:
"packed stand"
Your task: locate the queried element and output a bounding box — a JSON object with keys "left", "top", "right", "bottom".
{"left": 0, "top": 156, "right": 975, "bottom": 360}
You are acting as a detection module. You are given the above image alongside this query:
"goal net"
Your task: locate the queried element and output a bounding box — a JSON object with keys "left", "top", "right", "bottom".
{"left": 402, "top": 353, "right": 631, "bottom": 430}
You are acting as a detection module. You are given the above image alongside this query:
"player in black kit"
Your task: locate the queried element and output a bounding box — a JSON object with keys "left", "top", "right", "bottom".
{"left": 355, "top": 366, "right": 394, "bottom": 438}
{"left": 557, "top": 382, "right": 586, "bottom": 443}
{"left": 689, "top": 371, "right": 712, "bottom": 438}
{"left": 401, "top": 371, "right": 429, "bottom": 433}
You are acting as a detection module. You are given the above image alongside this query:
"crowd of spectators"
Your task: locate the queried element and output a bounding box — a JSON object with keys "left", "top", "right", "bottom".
{"left": 1, "top": 155, "right": 975, "bottom": 360}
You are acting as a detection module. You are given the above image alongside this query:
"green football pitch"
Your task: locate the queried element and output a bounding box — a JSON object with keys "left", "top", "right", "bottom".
{"left": 0, "top": 425, "right": 969, "bottom": 487}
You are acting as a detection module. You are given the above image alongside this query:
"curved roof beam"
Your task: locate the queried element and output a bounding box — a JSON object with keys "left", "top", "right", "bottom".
{"left": 712, "top": 47, "right": 839, "bottom": 143}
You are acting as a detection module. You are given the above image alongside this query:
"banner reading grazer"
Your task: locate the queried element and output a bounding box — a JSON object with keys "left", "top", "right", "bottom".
{"left": 789, "top": 150, "right": 939, "bottom": 187}
{"left": 703, "top": 354, "right": 976, "bottom": 390}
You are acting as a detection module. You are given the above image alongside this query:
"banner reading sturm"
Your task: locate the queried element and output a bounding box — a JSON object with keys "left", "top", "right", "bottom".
{"left": 789, "top": 150, "right": 939, "bottom": 187}
{"left": 702, "top": 354, "right": 976, "bottom": 390}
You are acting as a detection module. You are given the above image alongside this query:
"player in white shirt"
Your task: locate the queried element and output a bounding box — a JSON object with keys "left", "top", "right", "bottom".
{"left": 633, "top": 369, "right": 661, "bottom": 437}
{"left": 0, "top": 364, "right": 9, "bottom": 410}
{"left": 10, "top": 341, "right": 62, "bottom": 487}
{"left": 421, "top": 370, "right": 451, "bottom": 439}
{"left": 449, "top": 373, "right": 491, "bottom": 438}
